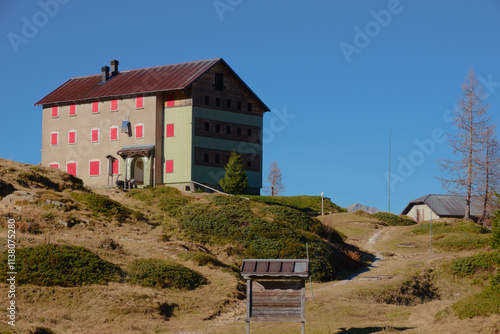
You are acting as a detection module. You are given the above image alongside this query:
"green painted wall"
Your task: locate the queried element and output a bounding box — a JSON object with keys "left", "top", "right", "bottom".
{"left": 163, "top": 106, "right": 192, "bottom": 183}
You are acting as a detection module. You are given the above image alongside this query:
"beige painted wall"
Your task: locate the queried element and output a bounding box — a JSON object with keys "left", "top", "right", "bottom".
{"left": 406, "top": 204, "right": 440, "bottom": 222}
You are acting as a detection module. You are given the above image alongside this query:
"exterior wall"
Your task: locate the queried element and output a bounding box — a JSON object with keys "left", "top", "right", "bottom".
{"left": 406, "top": 204, "right": 440, "bottom": 222}
{"left": 41, "top": 95, "right": 157, "bottom": 187}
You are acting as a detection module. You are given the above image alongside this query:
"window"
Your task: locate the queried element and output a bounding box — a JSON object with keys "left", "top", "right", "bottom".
{"left": 110, "top": 126, "right": 119, "bottom": 141}
{"left": 69, "top": 104, "right": 77, "bottom": 116}
{"left": 204, "top": 96, "right": 210, "bottom": 105}
{"left": 226, "top": 156, "right": 230, "bottom": 163}
{"left": 247, "top": 160, "right": 251, "bottom": 167}
{"left": 111, "top": 159, "right": 119, "bottom": 175}
{"left": 215, "top": 155, "right": 220, "bottom": 164}
{"left": 50, "top": 131, "right": 59, "bottom": 146}
{"left": 237, "top": 127, "right": 242, "bottom": 136}
{"left": 226, "top": 125, "right": 231, "bottom": 135}
{"left": 68, "top": 130, "right": 76, "bottom": 145}
{"left": 66, "top": 161, "right": 77, "bottom": 176}
{"left": 92, "top": 101, "right": 99, "bottom": 114}
{"left": 247, "top": 103, "right": 252, "bottom": 112}
{"left": 165, "top": 160, "right": 174, "bottom": 173}
{"left": 215, "top": 124, "right": 220, "bottom": 133}
{"left": 204, "top": 122, "right": 209, "bottom": 132}
{"left": 226, "top": 99, "right": 231, "bottom": 109}
{"left": 215, "top": 73, "right": 223, "bottom": 91}
{"left": 136, "top": 96, "right": 144, "bottom": 109}
{"left": 203, "top": 153, "right": 209, "bottom": 163}
{"left": 89, "top": 160, "right": 100, "bottom": 176}
{"left": 237, "top": 101, "right": 242, "bottom": 111}
{"left": 91, "top": 128, "right": 99, "bottom": 143}
{"left": 51, "top": 106, "right": 59, "bottom": 118}
{"left": 48, "top": 162, "right": 59, "bottom": 169}
{"left": 166, "top": 94, "right": 175, "bottom": 108}
{"left": 135, "top": 124, "right": 144, "bottom": 139}
{"left": 166, "top": 124, "right": 174, "bottom": 137}
{"left": 111, "top": 99, "right": 118, "bottom": 111}
{"left": 247, "top": 128, "right": 252, "bottom": 137}
{"left": 215, "top": 97, "right": 220, "bottom": 107}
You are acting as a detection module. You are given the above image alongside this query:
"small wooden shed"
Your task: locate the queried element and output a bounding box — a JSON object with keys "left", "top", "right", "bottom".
{"left": 241, "top": 259, "right": 309, "bottom": 334}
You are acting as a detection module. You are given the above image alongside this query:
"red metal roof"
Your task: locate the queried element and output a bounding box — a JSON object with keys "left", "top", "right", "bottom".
{"left": 35, "top": 58, "right": 269, "bottom": 110}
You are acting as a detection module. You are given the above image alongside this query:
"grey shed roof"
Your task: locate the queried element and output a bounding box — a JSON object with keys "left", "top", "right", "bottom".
{"left": 240, "top": 259, "right": 309, "bottom": 279}
{"left": 401, "top": 194, "right": 483, "bottom": 217}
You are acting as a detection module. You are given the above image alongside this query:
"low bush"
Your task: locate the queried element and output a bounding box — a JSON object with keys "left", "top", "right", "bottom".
{"left": 247, "top": 195, "right": 346, "bottom": 214}
{"left": 450, "top": 252, "right": 500, "bottom": 277}
{"left": 434, "top": 233, "right": 490, "bottom": 251}
{"left": 372, "top": 212, "right": 416, "bottom": 226}
{"left": 70, "top": 192, "right": 134, "bottom": 222}
{"left": 129, "top": 186, "right": 191, "bottom": 217}
{"left": 452, "top": 283, "right": 500, "bottom": 318}
{"left": 178, "top": 251, "right": 227, "bottom": 268}
{"left": 374, "top": 270, "right": 440, "bottom": 306}
{"left": 413, "top": 221, "right": 490, "bottom": 235}
{"left": 0, "top": 244, "right": 121, "bottom": 286}
{"left": 127, "top": 258, "right": 207, "bottom": 290}
{"left": 18, "top": 171, "right": 59, "bottom": 190}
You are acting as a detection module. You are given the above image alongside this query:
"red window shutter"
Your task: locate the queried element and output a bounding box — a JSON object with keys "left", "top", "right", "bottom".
{"left": 69, "top": 104, "right": 76, "bottom": 116}
{"left": 49, "top": 163, "right": 59, "bottom": 169}
{"left": 111, "top": 99, "right": 118, "bottom": 111}
{"left": 89, "top": 160, "right": 100, "bottom": 176}
{"left": 110, "top": 127, "right": 118, "bottom": 140}
{"left": 135, "top": 124, "right": 143, "bottom": 138}
{"left": 67, "top": 162, "right": 77, "bottom": 176}
{"left": 68, "top": 131, "right": 76, "bottom": 144}
{"left": 165, "top": 160, "right": 174, "bottom": 173}
{"left": 166, "top": 94, "right": 175, "bottom": 107}
{"left": 92, "top": 101, "right": 99, "bottom": 113}
{"left": 51, "top": 106, "right": 58, "bottom": 117}
{"left": 112, "top": 159, "right": 119, "bottom": 175}
{"left": 136, "top": 96, "right": 143, "bottom": 109}
{"left": 50, "top": 132, "right": 58, "bottom": 146}
{"left": 91, "top": 129, "right": 99, "bottom": 142}
{"left": 166, "top": 124, "right": 174, "bottom": 137}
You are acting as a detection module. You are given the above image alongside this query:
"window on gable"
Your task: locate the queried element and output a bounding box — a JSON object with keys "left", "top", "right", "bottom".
{"left": 135, "top": 124, "right": 144, "bottom": 139}
{"left": 91, "top": 128, "right": 100, "bottom": 143}
{"left": 50, "top": 131, "right": 59, "bottom": 146}
{"left": 205, "top": 96, "right": 210, "bottom": 105}
{"left": 166, "top": 94, "right": 175, "bottom": 108}
{"left": 215, "top": 73, "right": 223, "bottom": 91}
{"left": 237, "top": 101, "right": 242, "bottom": 111}
{"left": 51, "top": 106, "right": 59, "bottom": 118}
{"left": 111, "top": 99, "right": 118, "bottom": 111}
{"left": 49, "top": 162, "right": 59, "bottom": 169}
{"left": 136, "top": 96, "right": 144, "bottom": 109}
{"left": 166, "top": 124, "right": 174, "bottom": 137}
{"left": 69, "top": 104, "right": 77, "bottom": 116}
{"left": 110, "top": 126, "right": 119, "bottom": 141}
{"left": 89, "top": 160, "right": 100, "bottom": 176}
{"left": 66, "top": 162, "right": 77, "bottom": 176}
{"left": 247, "top": 103, "right": 252, "bottom": 112}
{"left": 215, "top": 97, "right": 220, "bottom": 107}
{"left": 68, "top": 130, "right": 76, "bottom": 145}
{"left": 226, "top": 99, "right": 231, "bottom": 109}
{"left": 92, "top": 101, "right": 99, "bottom": 114}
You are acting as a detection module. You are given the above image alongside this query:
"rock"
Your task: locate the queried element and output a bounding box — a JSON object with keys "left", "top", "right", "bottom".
{"left": 46, "top": 199, "right": 67, "bottom": 211}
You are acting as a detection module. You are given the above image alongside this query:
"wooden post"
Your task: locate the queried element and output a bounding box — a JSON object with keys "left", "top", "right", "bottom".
{"left": 246, "top": 279, "right": 251, "bottom": 334}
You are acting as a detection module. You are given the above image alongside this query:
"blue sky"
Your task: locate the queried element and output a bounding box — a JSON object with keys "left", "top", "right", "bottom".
{"left": 1, "top": 0, "right": 499, "bottom": 214}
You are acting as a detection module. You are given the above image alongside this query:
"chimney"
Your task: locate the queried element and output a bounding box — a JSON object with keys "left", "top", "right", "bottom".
{"left": 110, "top": 59, "right": 119, "bottom": 76}
{"left": 101, "top": 66, "right": 110, "bottom": 83}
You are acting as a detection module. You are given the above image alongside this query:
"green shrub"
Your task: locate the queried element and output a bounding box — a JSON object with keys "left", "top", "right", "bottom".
{"left": 18, "top": 171, "right": 59, "bottom": 190}
{"left": 413, "top": 221, "right": 490, "bottom": 235}
{"left": 372, "top": 212, "right": 416, "bottom": 226}
{"left": 247, "top": 195, "right": 346, "bottom": 214}
{"left": 0, "top": 244, "right": 121, "bottom": 286}
{"left": 127, "top": 258, "right": 207, "bottom": 290}
{"left": 452, "top": 284, "right": 500, "bottom": 318}
{"left": 70, "top": 192, "right": 134, "bottom": 222}
{"left": 375, "top": 271, "right": 440, "bottom": 306}
{"left": 434, "top": 233, "right": 490, "bottom": 251}
{"left": 451, "top": 252, "right": 500, "bottom": 277}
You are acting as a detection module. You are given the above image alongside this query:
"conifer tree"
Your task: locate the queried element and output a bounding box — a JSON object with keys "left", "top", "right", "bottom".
{"left": 219, "top": 152, "right": 248, "bottom": 195}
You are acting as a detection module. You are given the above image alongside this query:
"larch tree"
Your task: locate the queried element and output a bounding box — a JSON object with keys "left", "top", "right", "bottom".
{"left": 438, "top": 67, "right": 491, "bottom": 220}
{"left": 478, "top": 125, "right": 500, "bottom": 222}
{"left": 266, "top": 160, "right": 285, "bottom": 196}
{"left": 219, "top": 152, "right": 249, "bottom": 195}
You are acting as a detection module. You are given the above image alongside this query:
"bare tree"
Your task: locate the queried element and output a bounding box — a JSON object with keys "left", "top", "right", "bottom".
{"left": 438, "top": 67, "right": 491, "bottom": 220}
{"left": 266, "top": 161, "right": 285, "bottom": 196}
{"left": 478, "top": 125, "right": 500, "bottom": 222}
